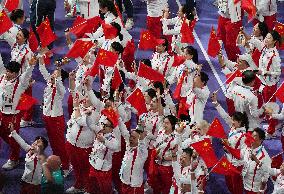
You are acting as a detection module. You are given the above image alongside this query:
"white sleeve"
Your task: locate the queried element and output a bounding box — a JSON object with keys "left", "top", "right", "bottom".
{"left": 87, "top": 89, "right": 104, "bottom": 111}
{"left": 39, "top": 62, "right": 51, "bottom": 82}
{"left": 215, "top": 104, "right": 232, "bottom": 127}
{"left": 10, "top": 130, "right": 31, "bottom": 152}
{"left": 248, "top": 37, "right": 264, "bottom": 52}
{"left": 19, "top": 65, "right": 34, "bottom": 90}
{"left": 55, "top": 77, "right": 66, "bottom": 97}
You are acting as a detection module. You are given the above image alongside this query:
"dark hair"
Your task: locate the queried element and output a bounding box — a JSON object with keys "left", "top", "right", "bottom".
{"left": 182, "top": 147, "right": 193, "bottom": 156}
{"left": 184, "top": 46, "right": 198, "bottom": 64}
{"left": 165, "top": 115, "right": 177, "bottom": 131}
{"left": 269, "top": 30, "right": 282, "bottom": 46}
{"left": 146, "top": 88, "right": 166, "bottom": 107}
{"left": 141, "top": 59, "right": 151, "bottom": 68}
{"left": 179, "top": 114, "right": 191, "bottom": 123}
{"left": 242, "top": 70, "right": 255, "bottom": 85}
{"left": 61, "top": 69, "right": 69, "bottom": 82}
{"left": 10, "top": 9, "right": 24, "bottom": 23}
{"left": 199, "top": 72, "right": 209, "bottom": 85}
{"left": 232, "top": 112, "right": 249, "bottom": 131}
{"left": 4, "top": 61, "right": 21, "bottom": 73}
{"left": 257, "top": 22, "right": 268, "bottom": 39}
{"left": 153, "top": 81, "right": 164, "bottom": 95}
{"left": 98, "top": 0, "right": 118, "bottom": 17}
{"left": 93, "top": 90, "right": 102, "bottom": 101}
{"left": 182, "top": 4, "right": 195, "bottom": 21}
{"left": 35, "top": 136, "right": 48, "bottom": 150}
{"left": 253, "top": 127, "right": 266, "bottom": 141}
{"left": 20, "top": 28, "right": 30, "bottom": 42}
{"left": 110, "top": 22, "right": 123, "bottom": 41}
{"left": 111, "top": 41, "right": 124, "bottom": 54}
{"left": 159, "top": 36, "right": 169, "bottom": 51}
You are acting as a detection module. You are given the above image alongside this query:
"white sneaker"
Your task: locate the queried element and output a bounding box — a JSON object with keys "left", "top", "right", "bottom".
{"left": 65, "top": 186, "right": 85, "bottom": 193}
{"left": 20, "top": 120, "right": 33, "bottom": 128}
{"left": 2, "top": 159, "right": 19, "bottom": 170}
{"left": 125, "top": 18, "right": 134, "bottom": 30}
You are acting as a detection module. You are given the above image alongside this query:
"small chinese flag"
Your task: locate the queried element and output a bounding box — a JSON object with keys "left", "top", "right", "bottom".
{"left": 4, "top": 0, "right": 19, "bottom": 12}
{"left": 172, "top": 54, "right": 186, "bottom": 67}
{"left": 36, "top": 18, "right": 57, "bottom": 48}
{"left": 111, "top": 67, "right": 123, "bottom": 90}
{"left": 223, "top": 142, "right": 241, "bottom": 159}
{"left": 138, "top": 29, "right": 157, "bottom": 50}
{"left": 95, "top": 49, "right": 118, "bottom": 67}
{"left": 244, "top": 132, "right": 255, "bottom": 147}
{"left": 28, "top": 27, "right": 39, "bottom": 52}
{"left": 102, "top": 22, "right": 118, "bottom": 40}
{"left": 207, "top": 118, "right": 227, "bottom": 139}
{"left": 126, "top": 88, "right": 147, "bottom": 116}
{"left": 181, "top": 19, "right": 195, "bottom": 44}
{"left": 122, "top": 40, "right": 135, "bottom": 71}
{"left": 241, "top": 0, "right": 257, "bottom": 21}
{"left": 212, "top": 156, "right": 240, "bottom": 175}
{"left": 225, "top": 69, "right": 242, "bottom": 84}
{"left": 173, "top": 71, "right": 186, "bottom": 100}
{"left": 85, "top": 61, "right": 99, "bottom": 77}
{"left": 114, "top": 1, "right": 124, "bottom": 27}
{"left": 137, "top": 62, "right": 165, "bottom": 82}
{"left": 275, "top": 82, "right": 284, "bottom": 103}
{"left": 69, "top": 16, "right": 88, "bottom": 38}
{"left": 0, "top": 10, "right": 13, "bottom": 35}
{"left": 207, "top": 27, "right": 221, "bottom": 58}
{"left": 101, "top": 108, "right": 119, "bottom": 127}
{"left": 274, "top": 21, "right": 284, "bottom": 37}
{"left": 81, "top": 16, "right": 102, "bottom": 38}
{"left": 16, "top": 94, "right": 38, "bottom": 111}
{"left": 191, "top": 138, "right": 218, "bottom": 168}
{"left": 65, "top": 39, "right": 94, "bottom": 59}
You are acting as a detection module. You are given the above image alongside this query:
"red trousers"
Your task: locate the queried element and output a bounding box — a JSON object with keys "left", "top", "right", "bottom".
{"left": 150, "top": 164, "right": 173, "bottom": 194}
{"left": 87, "top": 167, "right": 112, "bottom": 194}
{"left": 65, "top": 142, "right": 91, "bottom": 189}
{"left": 217, "top": 16, "right": 242, "bottom": 62}
{"left": 112, "top": 151, "right": 123, "bottom": 193}
{"left": 67, "top": 94, "right": 73, "bottom": 119}
{"left": 121, "top": 183, "right": 144, "bottom": 194}
{"left": 225, "top": 166, "right": 243, "bottom": 194}
{"left": 20, "top": 181, "right": 40, "bottom": 194}
{"left": 22, "top": 86, "right": 34, "bottom": 121}
{"left": 43, "top": 115, "right": 69, "bottom": 170}
{"left": 262, "top": 84, "right": 278, "bottom": 134}
{"left": 252, "top": 14, "right": 276, "bottom": 31}
{"left": 146, "top": 16, "right": 162, "bottom": 38}
{"left": 0, "top": 112, "right": 21, "bottom": 161}
{"left": 144, "top": 148, "right": 154, "bottom": 176}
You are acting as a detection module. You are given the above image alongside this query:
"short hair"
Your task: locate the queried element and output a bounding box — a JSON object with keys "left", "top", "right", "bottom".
{"left": 232, "top": 112, "right": 249, "bottom": 131}
{"left": 184, "top": 46, "right": 198, "bottom": 64}
{"left": 269, "top": 30, "right": 282, "bottom": 46}
{"left": 20, "top": 28, "right": 30, "bottom": 41}
{"left": 182, "top": 147, "right": 193, "bottom": 156}
{"left": 146, "top": 88, "right": 157, "bottom": 99}
{"left": 10, "top": 9, "right": 24, "bottom": 23}
{"left": 35, "top": 136, "right": 49, "bottom": 150}
{"left": 165, "top": 115, "right": 178, "bottom": 131}
{"left": 242, "top": 70, "right": 256, "bottom": 85}
{"left": 159, "top": 36, "right": 169, "bottom": 51}
{"left": 111, "top": 41, "right": 124, "bottom": 54}
{"left": 98, "top": 0, "right": 118, "bottom": 16}
{"left": 153, "top": 81, "right": 164, "bottom": 95}
{"left": 199, "top": 72, "right": 209, "bottom": 85}
{"left": 179, "top": 114, "right": 191, "bottom": 123}
{"left": 4, "top": 61, "right": 21, "bottom": 73}
{"left": 258, "top": 22, "right": 268, "bottom": 38}
{"left": 253, "top": 127, "right": 266, "bottom": 141}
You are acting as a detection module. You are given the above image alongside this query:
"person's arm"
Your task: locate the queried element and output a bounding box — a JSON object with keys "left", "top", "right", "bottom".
{"left": 249, "top": 96, "right": 264, "bottom": 117}
{"left": 38, "top": 57, "right": 51, "bottom": 82}
{"left": 193, "top": 87, "right": 209, "bottom": 103}
{"left": 19, "top": 57, "right": 36, "bottom": 90}
{"left": 41, "top": 163, "right": 54, "bottom": 183}
{"left": 86, "top": 26, "right": 104, "bottom": 41}
{"left": 0, "top": 54, "right": 5, "bottom": 74}
{"left": 259, "top": 157, "right": 272, "bottom": 193}
{"left": 103, "top": 131, "right": 120, "bottom": 151}
{"left": 214, "top": 103, "right": 232, "bottom": 126}
{"left": 263, "top": 55, "right": 281, "bottom": 76}
{"left": 55, "top": 76, "right": 66, "bottom": 97}
{"left": 118, "top": 117, "right": 130, "bottom": 142}
{"left": 248, "top": 37, "right": 264, "bottom": 52}
{"left": 10, "top": 130, "right": 31, "bottom": 152}
{"left": 86, "top": 89, "right": 104, "bottom": 111}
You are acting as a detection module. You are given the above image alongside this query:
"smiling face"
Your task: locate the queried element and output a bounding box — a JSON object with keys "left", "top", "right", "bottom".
{"left": 180, "top": 151, "right": 191, "bottom": 167}
{"left": 16, "top": 30, "right": 26, "bottom": 45}
{"left": 129, "top": 130, "right": 139, "bottom": 147}
{"left": 264, "top": 33, "right": 276, "bottom": 48}
{"left": 253, "top": 23, "right": 261, "bottom": 37}
{"left": 163, "top": 117, "right": 173, "bottom": 132}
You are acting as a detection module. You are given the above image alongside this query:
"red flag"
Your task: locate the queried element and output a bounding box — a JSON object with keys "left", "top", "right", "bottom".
{"left": 101, "top": 108, "right": 119, "bottom": 127}
{"left": 96, "top": 49, "right": 118, "bottom": 67}
{"left": 207, "top": 27, "right": 221, "bottom": 57}
{"left": 66, "top": 39, "right": 94, "bottom": 59}
{"left": 102, "top": 22, "right": 118, "bottom": 39}
{"left": 122, "top": 40, "right": 135, "bottom": 71}
{"left": 81, "top": 16, "right": 102, "bottom": 38}
{"left": 36, "top": 18, "right": 57, "bottom": 48}
{"left": 274, "top": 21, "right": 284, "bottom": 37}
{"left": 28, "top": 27, "right": 39, "bottom": 52}
{"left": 241, "top": 0, "right": 257, "bottom": 21}
{"left": 181, "top": 19, "right": 195, "bottom": 44}
{"left": 234, "top": 0, "right": 241, "bottom": 4}
{"left": 271, "top": 153, "right": 283, "bottom": 168}
{"left": 206, "top": 118, "right": 227, "bottom": 139}
{"left": 138, "top": 30, "right": 158, "bottom": 50}
{"left": 4, "top": 0, "right": 19, "bottom": 12}
{"left": 69, "top": 16, "right": 88, "bottom": 38}
{"left": 114, "top": 1, "right": 124, "bottom": 27}
{"left": 85, "top": 61, "right": 100, "bottom": 77}
{"left": 244, "top": 132, "right": 255, "bottom": 147}
{"left": 223, "top": 142, "right": 241, "bottom": 159}
{"left": 137, "top": 62, "right": 165, "bottom": 82}
{"left": 16, "top": 94, "right": 38, "bottom": 111}
{"left": 191, "top": 138, "right": 218, "bottom": 168}
{"left": 212, "top": 156, "right": 240, "bottom": 175}
{"left": 275, "top": 82, "right": 284, "bottom": 103}
{"left": 225, "top": 69, "right": 242, "bottom": 84}
{"left": 173, "top": 72, "right": 186, "bottom": 100}
{"left": 172, "top": 55, "right": 186, "bottom": 67}
{"left": 111, "top": 67, "right": 123, "bottom": 90}
{"left": 0, "top": 10, "right": 13, "bottom": 35}
{"left": 126, "top": 88, "right": 147, "bottom": 116}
